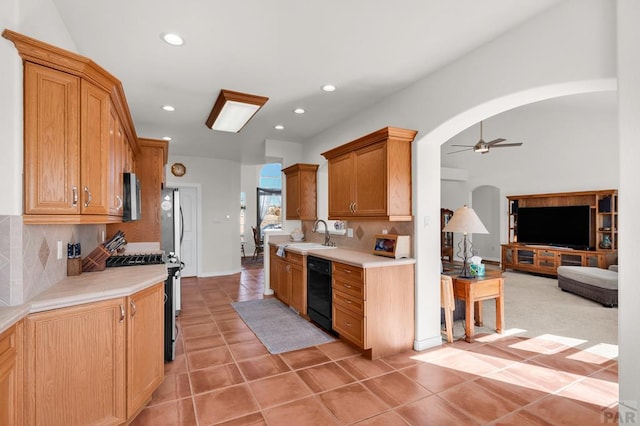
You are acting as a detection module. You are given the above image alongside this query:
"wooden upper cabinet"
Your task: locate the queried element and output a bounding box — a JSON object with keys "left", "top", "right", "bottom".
{"left": 282, "top": 163, "right": 318, "bottom": 221}
{"left": 3, "top": 29, "right": 140, "bottom": 224}
{"left": 80, "top": 80, "right": 111, "bottom": 215}
{"left": 23, "top": 62, "right": 81, "bottom": 215}
{"left": 108, "top": 138, "right": 168, "bottom": 243}
{"left": 322, "top": 127, "right": 417, "bottom": 221}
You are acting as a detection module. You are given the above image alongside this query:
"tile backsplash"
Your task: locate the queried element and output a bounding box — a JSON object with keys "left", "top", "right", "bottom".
{"left": 0, "top": 215, "right": 105, "bottom": 306}
{"left": 300, "top": 220, "right": 414, "bottom": 255}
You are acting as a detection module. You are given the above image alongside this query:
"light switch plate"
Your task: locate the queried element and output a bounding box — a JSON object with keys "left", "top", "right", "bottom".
{"left": 57, "top": 241, "right": 63, "bottom": 260}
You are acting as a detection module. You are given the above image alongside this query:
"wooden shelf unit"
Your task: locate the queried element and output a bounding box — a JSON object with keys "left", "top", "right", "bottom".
{"left": 503, "top": 190, "right": 618, "bottom": 275}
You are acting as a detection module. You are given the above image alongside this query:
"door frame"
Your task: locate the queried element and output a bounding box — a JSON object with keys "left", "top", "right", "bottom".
{"left": 172, "top": 183, "right": 201, "bottom": 277}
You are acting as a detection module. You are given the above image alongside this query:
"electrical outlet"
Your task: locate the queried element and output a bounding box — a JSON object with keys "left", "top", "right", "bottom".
{"left": 347, "top": 228, "right": 354, "bottom": 238}
{"left": 57, "top": 241, "right": 63, "bottom": 260}
{"left": 382, "top": 229, "right": 388, "bottom": 234}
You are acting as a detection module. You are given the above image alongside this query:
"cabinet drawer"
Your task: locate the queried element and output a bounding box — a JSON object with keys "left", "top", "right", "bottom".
{"left": 333, "top": 262, "right": 364, "bottom": 284}
{"left": 286, "top": 252, "right": 304, "bottom": 266}
{"left": 269, "top": 246, "right": 304, "bottom": 265}
{"left": 333, "top": 290, "right": 365, "bottom": 316}
{"left": 333, "top": 305, "right": 365, "bottom": 348}
{"left": 333, "top": 276, "right": 365, "bottom": 300}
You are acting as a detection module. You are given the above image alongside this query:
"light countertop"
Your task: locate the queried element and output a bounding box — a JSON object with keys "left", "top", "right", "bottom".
{"left": 270, "top": 242, "right": 415, "bottom": 268}
{"left": 0, "top": 264, "right": 167, "bottom": 338}
{"left": 28, "top": 264, "right": 168, "bottom": 313}
{"left": 0, "top": 304, "right": 31, "bottom": 334}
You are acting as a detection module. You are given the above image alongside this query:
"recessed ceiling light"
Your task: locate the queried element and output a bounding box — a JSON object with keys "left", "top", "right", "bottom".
{"left": 162, "top": 105, "right": 175, "bottom": 112}
{"left": 321, "top": 84, "right": 336, "bottom": 92}
{"left": 161, "top": 32, "right": 184, "bottom": 46}
{"left": 163, "top": 136, "right": 172, "bottom": 141}
{"left": 274, "top": 125, "right": 284, "bottom": 130}
{"left": 294, "top": 108, "right": 305, "bottom": 114}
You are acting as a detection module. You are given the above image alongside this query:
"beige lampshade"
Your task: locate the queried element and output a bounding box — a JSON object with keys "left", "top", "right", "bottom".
{"left": 442, "top": 205, "right": 489, "bottom": 235}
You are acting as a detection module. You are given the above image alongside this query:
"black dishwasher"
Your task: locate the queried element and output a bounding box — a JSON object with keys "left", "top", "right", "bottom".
{"left": 307, "top": 256, "right": 333, "bottom": 332}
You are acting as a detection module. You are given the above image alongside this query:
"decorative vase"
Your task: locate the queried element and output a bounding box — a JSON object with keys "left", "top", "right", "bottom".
{"left": 600, "top": 235, "right": 612, "bottom": 249}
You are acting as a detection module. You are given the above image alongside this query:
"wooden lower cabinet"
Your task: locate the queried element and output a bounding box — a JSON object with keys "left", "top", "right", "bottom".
{"left": 332, "top": 261, "right": 414, "bottom": 359}
{"left": 0, "top": 320, "right": 23, "bottom": 426}
{"left": 126, "top": 284, "right": 165, "bottom": 418}
{"left": 23, "top": 283, "right": 164, "bottom": 425}
{"left": 269, "top": 247, "right": 307, "bottom": 315}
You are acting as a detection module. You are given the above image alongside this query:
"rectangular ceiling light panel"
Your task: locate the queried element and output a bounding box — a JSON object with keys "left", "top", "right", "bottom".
{"left": 206, "top": 90, "right": 269, "bottom": 133}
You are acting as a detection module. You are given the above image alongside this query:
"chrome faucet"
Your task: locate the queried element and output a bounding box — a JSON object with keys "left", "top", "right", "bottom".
{"left": 312, "top": 219, "right": 333, "bottom": 246}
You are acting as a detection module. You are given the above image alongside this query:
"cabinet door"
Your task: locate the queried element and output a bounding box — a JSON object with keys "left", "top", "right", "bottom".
{"left": 0, "top": 321, "right": 22, "bottom": 426}
{"left": 80, "top": 80, "right": 111, "bottom": 214}
{"left": 353, "top": 141, "right": 387, "bottom": 217}
{"left": 127, "top": 283, "right": 164, "bottom": 417}
{"left": 285, "top": 171, "right": 301, "bottom": 219}
{"left": 275, "top": 260, "right": 290, "bottom": 305}
{"left": 24, "top": 62, "right": 81, "bottom": 214}
{"left": 108, "top": 107, "right": 125, "bottom": 216}
{"left": 24, "top": 299, "right": 126, "bottom": 425}
{"left": 328, "top": 153, "right": 355, "bottom": 218}
{"left": 289, "top": 263, "right": 306, "bottom": 315}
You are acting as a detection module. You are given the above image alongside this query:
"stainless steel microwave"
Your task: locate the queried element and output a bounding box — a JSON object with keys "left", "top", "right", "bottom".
{"left": 123, "top": 172, "right": 141, "bottom": 222}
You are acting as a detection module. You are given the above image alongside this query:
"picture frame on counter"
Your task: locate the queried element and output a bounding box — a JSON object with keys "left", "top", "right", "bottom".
{"left": 372, "top": 234, "right": 411, "bottom": 259}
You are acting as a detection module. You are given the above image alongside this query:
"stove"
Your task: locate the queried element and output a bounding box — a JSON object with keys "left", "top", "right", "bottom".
{"left": 106, "top": 253, "right": 166, "bottom": 267}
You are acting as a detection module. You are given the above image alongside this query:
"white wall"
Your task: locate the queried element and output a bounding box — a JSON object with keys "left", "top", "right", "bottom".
{"left": 299, "top": 0, "right": 616, "bottom": 351}
{"left": 617, "top": 0, "right": 640, "bottom": 416}
{"left": 167, "top": 155, "right": 241, "bottom": 277}
{"left": 1, "top": 0, "right": 78, "bottom": 215}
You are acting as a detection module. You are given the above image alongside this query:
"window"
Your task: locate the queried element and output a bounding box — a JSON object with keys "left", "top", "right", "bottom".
{"left": 257, "top": 163, "right": 282, "bottom": 235}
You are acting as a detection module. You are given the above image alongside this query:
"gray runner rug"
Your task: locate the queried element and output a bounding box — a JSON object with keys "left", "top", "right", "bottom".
{"left": 231, "top": 298, "right": 335, "bottom": 354}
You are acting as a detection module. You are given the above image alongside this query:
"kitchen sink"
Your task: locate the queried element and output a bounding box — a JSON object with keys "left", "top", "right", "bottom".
{"left": 285, "top": 242, "right": 337, "bottom": 250}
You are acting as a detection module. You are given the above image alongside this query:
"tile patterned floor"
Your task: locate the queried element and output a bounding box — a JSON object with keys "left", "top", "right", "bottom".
{"left": 131, "top": 266, "right": 618, "bottom": 425}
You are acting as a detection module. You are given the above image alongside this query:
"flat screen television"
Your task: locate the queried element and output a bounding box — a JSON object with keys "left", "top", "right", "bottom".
{"left": 517, "top": 205, "right": 592, "bottom": 250}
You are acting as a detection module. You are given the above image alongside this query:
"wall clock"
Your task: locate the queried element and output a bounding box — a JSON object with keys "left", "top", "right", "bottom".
{"left": 171, "top": 162, "right": 186, "bottom": 177}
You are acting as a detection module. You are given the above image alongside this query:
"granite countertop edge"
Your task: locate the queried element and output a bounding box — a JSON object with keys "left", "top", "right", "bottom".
{"left": 1, "top": 264, "right": 167, "bottom": 335}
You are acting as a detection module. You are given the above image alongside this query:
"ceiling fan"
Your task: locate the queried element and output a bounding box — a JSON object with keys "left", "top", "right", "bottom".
{"left": 448, "top": 121, "right": 523, "bottom": 154}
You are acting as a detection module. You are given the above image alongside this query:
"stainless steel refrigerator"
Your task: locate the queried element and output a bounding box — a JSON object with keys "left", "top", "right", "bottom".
{"left": 161, "top": 187, "right": 183, "bottom": 314}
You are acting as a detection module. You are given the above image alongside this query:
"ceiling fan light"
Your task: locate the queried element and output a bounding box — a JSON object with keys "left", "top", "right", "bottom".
{"left": 206, "top": 90, "right": 269, "bottom": 133}
{"left": 474, "top": 146, "right": 489, "bottom": 153}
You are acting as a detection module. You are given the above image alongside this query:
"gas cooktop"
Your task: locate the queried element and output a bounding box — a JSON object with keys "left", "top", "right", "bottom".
{"left": 106, "top": 253, "right": 166, "bottom": 267}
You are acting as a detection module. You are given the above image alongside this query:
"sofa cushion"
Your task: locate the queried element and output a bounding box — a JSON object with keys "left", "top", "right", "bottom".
{"left": 557, "top": 266, "right": 618, "bottom": 290}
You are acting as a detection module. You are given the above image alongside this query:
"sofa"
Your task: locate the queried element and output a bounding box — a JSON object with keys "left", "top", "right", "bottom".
{"left": 557, "top": 265, "right": 618, "bottom": 307}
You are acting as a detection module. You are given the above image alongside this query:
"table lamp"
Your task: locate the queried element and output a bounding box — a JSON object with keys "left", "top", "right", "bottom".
{"left": 442, "top": 205, "right": 489, "bottom": 278}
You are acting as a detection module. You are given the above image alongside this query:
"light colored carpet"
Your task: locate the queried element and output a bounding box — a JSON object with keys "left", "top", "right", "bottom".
{"left": 449, "top": 271, "right": 618, "bottom": 352}
{"left": 231, "top": 298, "right": 335, "bottom": 354}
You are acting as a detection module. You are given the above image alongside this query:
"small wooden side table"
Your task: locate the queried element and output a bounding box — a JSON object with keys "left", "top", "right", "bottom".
{"left": 449, "top": 270, "right": 504, "bottom": 343}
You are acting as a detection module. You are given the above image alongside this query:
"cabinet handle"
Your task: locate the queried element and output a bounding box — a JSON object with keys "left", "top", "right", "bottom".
{"left": 130, "top": 300, "right": 137, "bottom": 317}
{"left": 119, "top": 304, "right": 125, "bottom": 323}
{"left": 116, "top": 195, "right": 123, "bottom": 210}
{"left": 296, "top": 207, "right": 300, "bottom": 215}
{"left": 344, "top": 269, "right": 352, "bottom": 274}
{"left": 343, "top": 283, "right": 352, "bottom": 289}
{"left": 72, "top": 186, "right": 78, "bottom": 207}
{"left": 344, "top": 321, "right": 352, "bottom": 327}
{"left": 286, "top": 264, "right": 291, "bottom": 272}
{"left": 345, "top": 299, "right": 352, "bottom": 304}
{"left": 352, "top": 202, "right": 356, "bottom": 213}
{"left": 83, "top": 186, "right": 92, "bottom": 207}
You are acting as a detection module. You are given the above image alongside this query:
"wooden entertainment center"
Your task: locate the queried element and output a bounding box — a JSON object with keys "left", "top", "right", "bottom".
{"left": 501, "top": 190, "right": 618, "bottom": 276}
